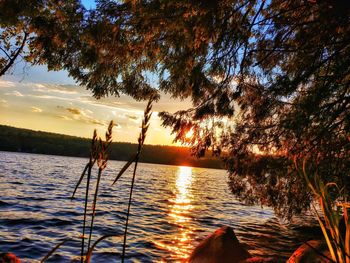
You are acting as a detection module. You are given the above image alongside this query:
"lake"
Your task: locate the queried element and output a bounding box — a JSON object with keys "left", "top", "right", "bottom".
{"left": 0, "top": 151, "right": 318, "bottom": 262}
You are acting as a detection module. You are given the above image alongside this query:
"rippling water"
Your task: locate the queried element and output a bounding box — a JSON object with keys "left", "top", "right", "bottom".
{"left": 0, "top": 151, "right": 320, "bottom": 262}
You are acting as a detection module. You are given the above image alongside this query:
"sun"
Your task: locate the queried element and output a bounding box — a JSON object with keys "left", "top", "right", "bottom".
{"left": 185, "top": 129, "right": 193, "bottom": 139}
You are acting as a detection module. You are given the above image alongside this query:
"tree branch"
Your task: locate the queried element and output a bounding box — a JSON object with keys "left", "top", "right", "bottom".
{"left": 0, "top": 31, "right": 28, "bottom": 77}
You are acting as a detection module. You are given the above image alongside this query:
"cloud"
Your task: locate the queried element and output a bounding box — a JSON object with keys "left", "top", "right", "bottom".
{"left": 89, "top": 119, "right": 105, "bottom": 126}
{"left": 31, "top": 106, "right": 43, "bottom": 113}
{"left": 66, "top": 107, "right": 81, "bottom": 115}
{"left": 5, "top": 90, "right": 24, "bottom": 97}
{"left": 59, "top": 115, "right": 73, "bottom": 121}
{"left": 85, "top": 109, "right": 93, "bottom": 115}
{"left": 114, "top": 122, "right": 121, "bottom": 127}
{"left": 33, "top": 84, "right": 79, "bottom": 95}
{"left": 31, "top": 94, "right": 81, "bottom": 103}
{"left": 0, "top": 80, "right": 16, "bottom": 88}
{"left": 126, "top": 114, "right": 138, "bottom": 120}
{"left": 80, "top": 96, "right": 144, "bottom": 114}
{"left": 0, "top": 99, "right": 8, "bottom": 108}
{"left": 64, "top": 107, "right": 105, "bottom": 126}
{"left": 80, "top": 92, "right": 191, "bottom": 114}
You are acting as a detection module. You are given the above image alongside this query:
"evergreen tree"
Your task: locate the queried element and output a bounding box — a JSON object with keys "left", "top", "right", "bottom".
{"left": 2, "top": 0, "right": 349, "bottom": 217}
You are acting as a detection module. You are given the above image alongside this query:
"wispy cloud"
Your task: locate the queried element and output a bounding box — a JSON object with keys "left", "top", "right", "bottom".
{"left": 31, "top": 106, "right": 43, "bottom": 113}
{"left": 67, "top": 107, "right": 81, "bottom": 115}
{"left": 126, "top": 114, "right": 138, "bottom": 120}
{"left": 88, "top": 119, "right": 105, "bottom": 126}
{"left": 64, "top": 107, "right": 105, "bottom": 126}
{"left": 31, "top": 94, "right": 81, "bottom": 103}
{"left": 59, "top": 115, "right": 73, "bottom": 121}
{"left": 33, "top": 84, "right": 79, "bottom": 95}
{"left": 80, "top": 96, "right": 144, "bottom": 114}
{"left": 113, "top": 122, "right": 122, "bottom": 129}
{"left": 0, "top": 80, "right": 16, "bottom": 88}
{"left": 5, "top": 90, "right": 24, "bottom": 97}
{"left": 81, "top": 93, "right": 191, "bottom": 114}
{"left": 0, "top": 99, "right": 8, "bottom": 108}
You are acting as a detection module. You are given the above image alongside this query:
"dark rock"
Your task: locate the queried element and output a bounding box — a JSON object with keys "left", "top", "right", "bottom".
{"left": 287, "top": 240, "right": 331, "bottom": 263}
{"left": 188, "top": 226, "right": 251, "bottom": 263}
{"left": 0, "top": 253, "right": 20, "bottom": 263}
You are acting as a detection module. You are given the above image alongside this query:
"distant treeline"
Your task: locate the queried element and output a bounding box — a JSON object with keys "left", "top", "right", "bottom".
{"left": 0, "top": 125, "right": 223, "bottom": 169}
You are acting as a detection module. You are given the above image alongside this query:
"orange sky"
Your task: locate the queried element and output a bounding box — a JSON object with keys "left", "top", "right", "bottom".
{"left": 0, "top": 66, "right": 191, "bottom": 146}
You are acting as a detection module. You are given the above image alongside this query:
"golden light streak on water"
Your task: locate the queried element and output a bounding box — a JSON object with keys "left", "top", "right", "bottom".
{"left": 155, "top": 166, "right": 194, "bottom": 262}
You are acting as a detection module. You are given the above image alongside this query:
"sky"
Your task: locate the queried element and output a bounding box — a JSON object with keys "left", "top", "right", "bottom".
{"left": 0, "top": 66, "right": 191, "bottom": 146}
{"left": 0, "top": 0, "right": 192, "bottom": 146}
{"left": 81, "top": 0, "right": 96, "bottom": 9}
{"left": 0, "top": 62, "right": 190, "bottom": 145}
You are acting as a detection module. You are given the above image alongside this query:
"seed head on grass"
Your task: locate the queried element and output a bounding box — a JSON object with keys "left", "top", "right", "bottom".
{"left": 118, "top": 96, "right": 156, "bottom": 262}
{"left": 111, "top": 96, "right": 155, "bottom": 185}
{"left": 87, "top": 121, "right": 114, "bottom": 251}
{"left": 138, "top": 98, "right": 153, "bottom": 152}
{"left": 70, "top": 121, "right": 114, "bottom": 262}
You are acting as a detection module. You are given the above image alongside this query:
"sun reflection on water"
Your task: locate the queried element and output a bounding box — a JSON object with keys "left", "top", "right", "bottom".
{"left": 155, "top": 166, "right": 194, "bottom": 262}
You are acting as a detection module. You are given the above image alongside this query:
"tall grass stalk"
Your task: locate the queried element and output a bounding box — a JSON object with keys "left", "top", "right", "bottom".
{"left": 296, "top": 158, "right": 350, "bottom": 263}
{"left": 87, "top": 121, "right": 114, "bottom": 252}
{"left": 111, "top": 97, "right": 154, "bottom": 262}
{"left": 42, "top": 97, "right": 155, "bottom": 262}
{"left": 77, "top": 130, "right": 97, "bottom": 263}
{"left": 70, "top": 121, "right": 113, "bottom": 262}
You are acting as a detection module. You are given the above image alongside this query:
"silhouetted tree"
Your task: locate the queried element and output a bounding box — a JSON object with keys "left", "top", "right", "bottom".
{"left": 2, "top": 0, "right": 349, "bottom": 218}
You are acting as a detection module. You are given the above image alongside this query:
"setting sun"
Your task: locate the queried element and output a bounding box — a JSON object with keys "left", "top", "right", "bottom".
{"left": 185, "top": 129, "right": 194, "bottom": 139}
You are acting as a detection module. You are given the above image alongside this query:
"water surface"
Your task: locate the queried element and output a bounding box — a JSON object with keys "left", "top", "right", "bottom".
{"left": 0, "top": 151, "right": 318, "bottom": 262}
